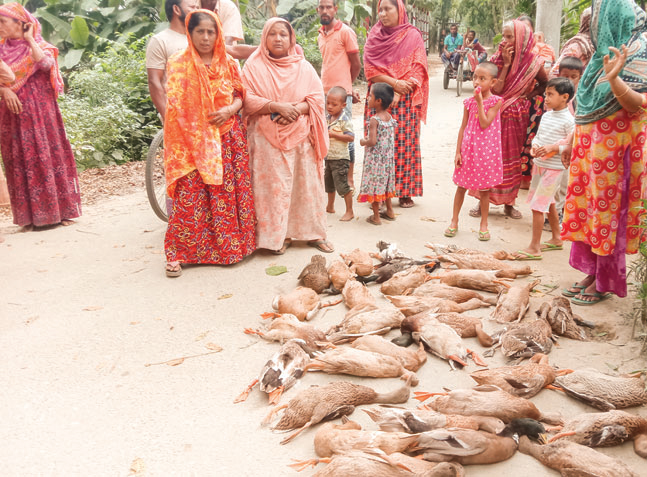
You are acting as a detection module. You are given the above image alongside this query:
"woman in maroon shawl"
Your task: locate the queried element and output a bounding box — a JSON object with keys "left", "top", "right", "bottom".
{"left": 470, "top": 20, "right": 546, "bottom": 219}
{"left": 363, "top": 0, "right": 429, "bottom": 208}
{"left": 0, "top": 3, "right": 81, "bottom": 229}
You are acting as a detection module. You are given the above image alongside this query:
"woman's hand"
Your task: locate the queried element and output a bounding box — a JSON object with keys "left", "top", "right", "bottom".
{"left": 23, "top": 23, "right": 35, "bottom": 43}
{"left": 561, "top": 143, "right": 573, "bottom": 168}
{"left": 390, "top": 92, "right": 401, "bottom": 109}
{"left": 208, "top": 105, "right": 234, "bottom": 127}
{"left": 502, "top": 43, "right": 514, "bottom": 67}
{"left": 1, "top": 88, "right": 22, "bottom": 114}
{"left": 393, "top": 79, "right": 414, "bottom": 96}
{"left": 273, "top": 102, "right": 300, "bottom": 122}
{"left": 603, "top": 45, "right": 627, "bottom": 81}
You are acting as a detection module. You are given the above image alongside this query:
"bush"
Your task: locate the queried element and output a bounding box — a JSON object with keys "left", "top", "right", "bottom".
{"left": 59, "top": 35, "right": 160, "bottom": 170}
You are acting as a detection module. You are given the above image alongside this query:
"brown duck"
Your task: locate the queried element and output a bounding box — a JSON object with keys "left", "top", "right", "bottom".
{"left": 548, "top": 410, "right": 647, "bottom": 458}
{"left": 414, "top": 385, "right": 563, "bottom": 425}
{"left": 326, "top": 260, "right": 354, "bottom": 294}
{"left": 340, "top": 248, "right": 374, "bottom": 276}
{"left": 412, "top": 282, "right": 497, "bottom": 305}
{"left": 536, "top": 296, "right": 593, "bottom": 340}
{"left": 244, "top": 313, "right": 330, "bottom": 351}
{"left": 351, "top": 335, "right": 427, "bottom": 372}
{"left": 553, "top": 369, "right": 647, "bottom": 410}
{"left": 428, "top": 269, "right": 512, "bottom": 293}
{"left": 265, "top": 381, "right": 410, "bottom": 444}
{"left": 326, "top": 303, "right": 404, "bottom": 344}
{"left": 342, "top": 279, "right": 376, "bottom": 309}
{"left": 519, "top": 435, "right": 640, "bottom": 476}
{"left": 385, "top": 295, "right": 493, "bottom": 317}
{"left": 272, "top": 287, "right": 341, "bottom": 321}
{"left": 498, "top": 313, "right": 554, "bottom": 359}
{"left": 427, "top": 252, "right": 532, "bottom": 278}
{"left": 490, "top": 278, "right": 540, "bottom": 323}
{"left": 298, "top": 255, "right": 331, "bottom": 294}
{"left": 469, "top": 353, "right": 572, "bottom": 398}
{"left": 380, "top": 265, "right": 434, "bottom": 296}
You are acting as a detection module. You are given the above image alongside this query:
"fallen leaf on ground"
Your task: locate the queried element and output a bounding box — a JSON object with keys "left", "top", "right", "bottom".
{"left": 205, "top": 342, "right": 223, "bottom": 351}
{"left": 195, "top": 331, "right": 210, "bottom": 341}
{"left": 166, "top": 358, "right": 185, "bottom": 366}
{"left": 218, "top": 294, "right": 233, "bottom": 300}
{"left": 266, "top": 265, "right": 288, "bottom": 276}
{"left": 82, "top": 306, "right": 103, "bottom": 311}
{"left": 419, "top": 216, "right": 437, "bottom": 222}
{"left": 130, "top": 321, "right": 140, "bottom": 325}
{"left": 129, "top": 457, "right": 145, "bottom": 475}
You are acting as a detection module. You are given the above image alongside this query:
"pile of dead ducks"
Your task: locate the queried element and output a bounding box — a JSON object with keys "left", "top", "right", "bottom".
{"left": 239, "top": 241, "right": 647, "bottom": 476}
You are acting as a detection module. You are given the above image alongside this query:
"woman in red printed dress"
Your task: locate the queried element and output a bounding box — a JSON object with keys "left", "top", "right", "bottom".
{"left": 561, "top": 0, "right": 647, "bottom": 305}
{"left": 362, "top": 0, "right": 429, "bottom": 209}
{"left": 163, "top": 9, "right": 255, "bottom": 277}
{"left": 0, "top": 3, "right": 81, "bottom": 229}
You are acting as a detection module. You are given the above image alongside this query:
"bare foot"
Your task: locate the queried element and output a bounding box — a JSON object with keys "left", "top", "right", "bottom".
{"left": 366, "top": 216, "right": 381, "bottom": 226}
{"left": 326, "top": 207, "right": 335, "bottom": 214}
{"left": 504, "top": 205, "right": 522, "bottom": 219}
{"left": 339, "top": 212, "right": 354, "bottom": 222}
{"left": 61, "top": 219, "right": 75, "bottom": 226}
{"left": 20, "top": 224, "right": 33, "bottom": 232}
{"left": 565, "top": 275, "right": 595, "bottom": 295}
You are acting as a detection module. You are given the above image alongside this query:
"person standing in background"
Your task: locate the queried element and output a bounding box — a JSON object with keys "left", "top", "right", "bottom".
{"left": 317, "top": 0, "right": 361, "bottom": 190}
{"left": 200, "top": 0, "right": 256, "bottom": 59}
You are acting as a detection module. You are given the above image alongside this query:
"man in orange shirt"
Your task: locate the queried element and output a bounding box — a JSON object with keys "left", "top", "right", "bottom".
{"left": 317, "top": 0, "right": 361, "bottom": 189}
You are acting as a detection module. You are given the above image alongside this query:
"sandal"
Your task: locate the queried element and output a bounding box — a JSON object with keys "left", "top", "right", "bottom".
{"left": 540, "top": 242, "right": 563, "bottom": 252}
{"left": 366, "top": 216, "right": 381, "bottom": 226}
{"left": 444, "top": 227, "right": 458, "bottom": 238}
{"left": 478, "top": 230, "right": 490, "bottom": 241}
{"left": 571, "top": 291, "right": 611, "bottom": 306}
{"left": 512, "top": 250, "right": 542, "bottom": 261}
{"left": 271, "top": 240, "right": 292, "bottom": 255}
{"left": 307, "top": 239, "right": 335, "bottom": 253}
{"left": 379, "top": 211, "right": 396, "bottom": 221}
{"left": 165, "top": 261, "right": 182, "bottom": 278}
{"left": 562, "top": 283, "right": 587, "bottom": 298}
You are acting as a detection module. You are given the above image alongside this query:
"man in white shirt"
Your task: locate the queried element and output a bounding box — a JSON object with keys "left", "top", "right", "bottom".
{"left": 145, "top": 0, "right": 198, "bottom": 120}
{"left": 201, "top": 0, "right": 256, "bottom": 59}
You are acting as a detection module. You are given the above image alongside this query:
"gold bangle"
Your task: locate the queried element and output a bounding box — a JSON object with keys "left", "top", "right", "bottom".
{"left": 394, "top": 80, "right": 400, "bottom": 90}
{"left": 614, "top": 86, "right": 631, "bottom": 98}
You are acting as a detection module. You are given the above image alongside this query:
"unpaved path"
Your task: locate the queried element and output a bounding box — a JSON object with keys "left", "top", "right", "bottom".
{"left": 1, "top": 57, "right": 645, "bottom": 476}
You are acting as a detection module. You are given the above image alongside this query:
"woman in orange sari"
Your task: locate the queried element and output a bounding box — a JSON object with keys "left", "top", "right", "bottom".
{"left": 163, "top": 9, "right": 255, "bottom": 277}
{"left": 241, "top": 18, "right": 332, "bottom": 255}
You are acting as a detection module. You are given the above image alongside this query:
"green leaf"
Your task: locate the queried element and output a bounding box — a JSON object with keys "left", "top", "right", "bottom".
{"left": 276, "top": 0, "right": 300, "bottom": 15}
{"left": 36, "top": 10, "right": 72, "bottom": 36}
{"left": 63, "top": 49, "right": 84, "bottom": 69}
{"left": 70, "top": 16, "right": 90, "bottom": 47}
{"left": 265, "top": 265, "right": 288, "bottom": 276}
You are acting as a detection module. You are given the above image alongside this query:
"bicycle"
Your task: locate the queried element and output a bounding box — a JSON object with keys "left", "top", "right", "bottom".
{"left": 145, "top": 128, "right": 169, "bottom": 222}
{"left": 443, "top": 47, "right": 477, "bottom": 97}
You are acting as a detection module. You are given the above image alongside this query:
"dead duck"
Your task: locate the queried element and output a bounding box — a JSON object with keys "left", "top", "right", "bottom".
{"left": 364, "top": 405, "right": 505, "bottom": 434}
{"left": 412, "top": 418, "right": 548, "bottom": 465}
{"left": 326, "top": 303, "right": 404, "bottom": 344}
{"left": 385, "top": 295, "right": 493, "bottom": 317}
{"left": 428, "top": 270, "right": 512, "bottom": 293}
{"left": 413, "top": 282, "right": 497, "bottom": 305}
{"left": 272, "top": 287, "right": 341, "bottom": 321}
{"left": 410, "top": 315, "right": 487, "bottom": 370}
{"left": 244, "top": 313, "right": 330, "bottom": 351}
{"left": 393, "top": 310, "right": 493, "bottom": 348}
{"left": 306, "top": 347, "right": 419, "bottom": 386}
{"left": 414, "top": 385, "right": 563, "bottom": 425}
{"left": 553, "top": 369, "right": 647, "bottom": 411}
{"left": 537, "top": 297, "right": 593, "bottom": 340}
{"left": 351, "top": 335, "right": 427, "bottom": 371}
{"left": 498, "top": 314, "right": 554, "bottom": 359}
{"left": 358, "top": 258, "right": 440, "bottom": 285}
{"left": 469, "top": 353, "right": 572, "bottom": 398}
{"left": 548, "top": 410, "right": 647, "bottom": 458}
{"left": 380, "top": 265, "right": 434, "bottom": 296}
{"left": 234, "top": 339, "right": 311, "bottom": 405}
{"left": 326, "top": 260, "right": 354, "bottom": 294}
{"left": 425, "top": 242, "right": 517, "bottom": 260}
{"left": 342, "top": 279, "right": 376, "bottom": 309}
{"left": 265, "top": 380, "right": 410, "bottom": 444}
{"left": 519, "top": 435, "right": 640, "bottom": 477}
{"left": 427, "top": 252, "right": 532, "bottom": 278}
{"left": 490, "top": 278, "right": 541, "bottom": 323}
{"left": 291, "top": 450, "right": 465, "bottom": 477}
{"left": 299, "top": 255, "right": 331, "bottom": 294}
{"left": 340, "top": 248, "right": 374, "bottom": 276}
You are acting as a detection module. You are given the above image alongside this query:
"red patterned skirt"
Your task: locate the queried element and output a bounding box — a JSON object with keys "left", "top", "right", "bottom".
{"left": 164, "top": 117, "right": 256, "bottom": 265}
{"left": 364, "top": 84, "right": 423, "bottom": 198}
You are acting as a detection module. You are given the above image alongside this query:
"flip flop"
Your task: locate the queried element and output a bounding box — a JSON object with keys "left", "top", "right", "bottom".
{"left": 478, "top": 230, "right": 490, "bottom": 241}
{"left": 562, "top": 282, "right": 587, "bottom": 298}
{"left": 271, "top": 240, "right": 292, "bottom": 255}
{"left": 379, "top": 211, "right": 396, "bottom": 221}
{"left": 307, "top": 239, "right": 335, "bottom": 253}
{"left": 444, "top": 227, "right": 458, "bottom": 238}
{"left": 512, "top": 250, "right": 542, "bottom": 261}
{"left": 541, "top": 242, "right": 563, "bottom": 252}
{"left": 165, "top": 262, "right": 182, "bottom": 278}
{"left": 571, "top": 291, "right": 611, "bottom": 306}
{"left": 366, "top": 216, "right": 381, "bottom": 226}
{"left": 399, "top": 198, "right": 414, "bottom": 208}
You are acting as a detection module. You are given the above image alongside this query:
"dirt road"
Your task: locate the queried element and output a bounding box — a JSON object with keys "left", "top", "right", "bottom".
{"left": 1, "top": 58, "right": 645, "bottom": 476}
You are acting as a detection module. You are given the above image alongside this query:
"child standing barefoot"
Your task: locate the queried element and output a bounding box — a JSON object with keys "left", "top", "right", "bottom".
{"left": 358, "top": 83, "right": 397, "bottom": 225}
{"left": 446, "top": 62, "right": 503, "bottom": 240}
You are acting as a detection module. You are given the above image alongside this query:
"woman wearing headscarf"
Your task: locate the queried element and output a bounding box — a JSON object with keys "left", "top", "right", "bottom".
{"left": 0, "top": 3, "right": 81, "bottom": 229}
{"left": 163, "top": 9, "right": 256, "bottom": 277}
{"left": 550, "top": 8, "right": 594, "bottom": 77}
{"left": 561, "top": 0, "right": 647, "bottom": 305}
{"left": 470, "top": 20, "right": 547, "bottom": 219}
{"left": 241, "top": 18, "right": 332, "bottom": 255}
{"left": 363, "top": 0, "right": 429, "bottom": 209}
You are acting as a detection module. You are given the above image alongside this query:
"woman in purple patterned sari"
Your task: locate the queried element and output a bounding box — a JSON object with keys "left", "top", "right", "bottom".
{"left": 0, "top": 3, "right": 81, "bottom": 229}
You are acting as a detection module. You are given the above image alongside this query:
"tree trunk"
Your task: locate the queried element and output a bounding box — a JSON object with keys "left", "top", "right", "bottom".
{"left": 536, "top": 0, "right": 562, "bottom": 54}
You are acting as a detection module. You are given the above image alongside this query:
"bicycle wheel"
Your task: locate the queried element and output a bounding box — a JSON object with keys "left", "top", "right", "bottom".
{"left": 456, "top": 62, "right": 463, "bottom": 97}
{"left": 145, "top": 129, "right": 169, "bottom": 222}
{"left": 443, "top": 67, "right": 450, "bottom": 89}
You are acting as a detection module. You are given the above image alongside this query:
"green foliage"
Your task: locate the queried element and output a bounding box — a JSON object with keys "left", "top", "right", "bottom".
{"left": 629, "top": 198, "right": 647, "bottom": 352}
{"left": 59, "top": 35, "right": 160, "bottom": 169}
{"left": 561, "top": 0, "right": 591, "bottom": 45}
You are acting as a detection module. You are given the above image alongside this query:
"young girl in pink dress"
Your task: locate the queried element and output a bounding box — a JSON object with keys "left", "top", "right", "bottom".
{"left": 446, "top": 62, "right": 503, "bottom": 241}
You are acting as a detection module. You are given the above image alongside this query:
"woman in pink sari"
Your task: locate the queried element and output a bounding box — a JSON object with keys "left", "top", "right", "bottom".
{"left": 470, "top": 20, "right": 546, "bottom": 219}
{"left": 0, "top": 3, "right": 81, "bottom": 229}
{"left": 241, "top": 18, "right": 332, "bottom": 255}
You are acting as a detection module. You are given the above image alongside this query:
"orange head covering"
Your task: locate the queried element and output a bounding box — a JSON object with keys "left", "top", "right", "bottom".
{"left": 0, "top": 2, "right": 64, "bottom": 96}
{"left": 241, "top": 18, "right": 329, "bottom": 162}
{"left": 163, "top": 9, "right": 244, "bottom": 198}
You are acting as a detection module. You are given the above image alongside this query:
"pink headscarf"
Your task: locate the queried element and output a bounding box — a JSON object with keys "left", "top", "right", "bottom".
{"left": 241, "top": 18, "right": 328, "bottom": 162}
{"left": 490, "top": 20, "right": 542, "bottom": 110}
{"left": 0, "top": 2, "right": 64, "bottom": 95}
{"left": 363, "top": 0, "right": 429, "bottom": 121}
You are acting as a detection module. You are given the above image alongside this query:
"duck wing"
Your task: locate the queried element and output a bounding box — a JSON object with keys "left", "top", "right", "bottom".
{"left": 414, "top": 429, "right": 489, "bottom": 456}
